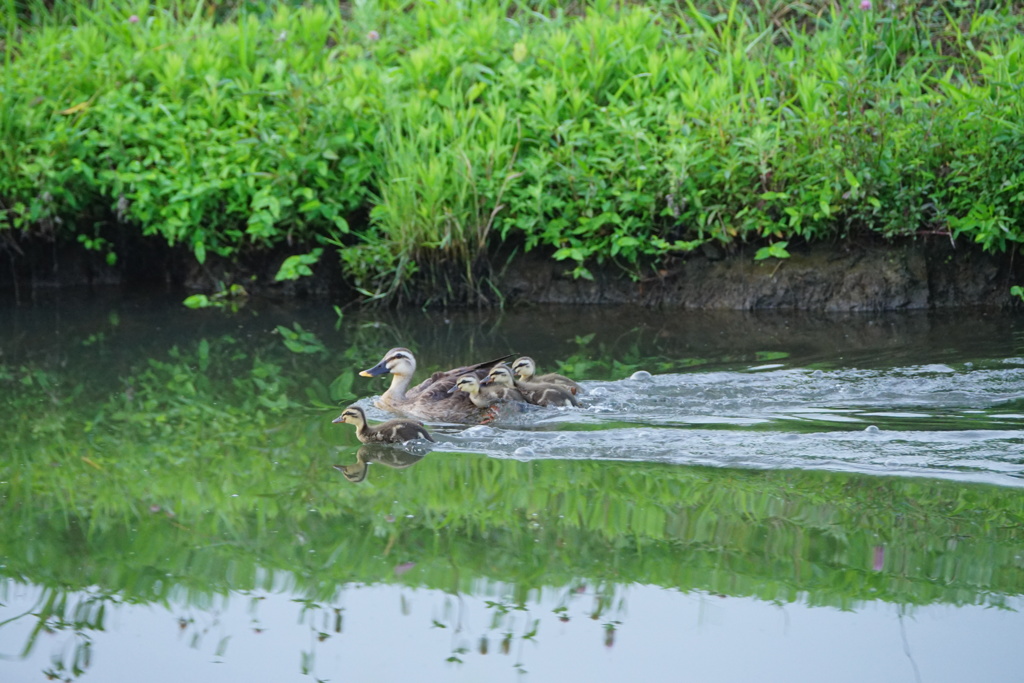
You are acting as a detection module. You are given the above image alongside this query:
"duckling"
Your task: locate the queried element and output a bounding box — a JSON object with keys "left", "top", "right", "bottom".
{"left": 450, "top": 372, "right": 526, "bottom": 407}
{"left": 359, "top": 347, "right": 513, "bottom": 423}
{"left": 511, "top": 356, "right": 582, "bottom": 395}
{"left": 332, "top": 405, "right": 434, "bottom": 444}
{"left": 485, "top": 364, "right": 580, "bottom": 408}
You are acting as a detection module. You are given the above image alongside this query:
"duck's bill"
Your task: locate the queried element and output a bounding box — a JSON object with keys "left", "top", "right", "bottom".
{"left": 447, "top": 384, "right": 459, "bottom": 394}
{"left": 360, "top": 362, "right": 389, "bottom": 377}
{"left": 331, "top": 414, "right": 345, "bottom": 423}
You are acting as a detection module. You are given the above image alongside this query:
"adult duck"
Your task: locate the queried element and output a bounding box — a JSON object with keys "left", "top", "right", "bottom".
{"left": 360, "top": 347, "right": 512, "bottom": 423}
{"left": 332, "top": 405, "right": 434, "bottom": 444}
{"left": 485, "top": 364, "right": 580, "bottom": 408}
{"left": 511, "top": 356, "right": 583, "bottom": 395}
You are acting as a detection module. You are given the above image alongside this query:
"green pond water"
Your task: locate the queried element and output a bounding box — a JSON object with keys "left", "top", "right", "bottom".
{"left": 1, "top": 288, "right": 1023, "bottom": 682}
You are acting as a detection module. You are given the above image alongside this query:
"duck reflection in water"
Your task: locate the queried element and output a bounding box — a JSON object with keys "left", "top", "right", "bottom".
{"left": 333, "top": 445, "right": 426, "bottom": 484}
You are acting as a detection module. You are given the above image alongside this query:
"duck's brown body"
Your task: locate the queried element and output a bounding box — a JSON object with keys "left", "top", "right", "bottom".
{"left": 333, "top": 405, "right": 434, "bottom": 444}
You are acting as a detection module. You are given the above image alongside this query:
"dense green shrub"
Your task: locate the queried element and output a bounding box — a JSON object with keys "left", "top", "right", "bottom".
{"left": 2, "top": 1, "right": 1023, "bottom": 301}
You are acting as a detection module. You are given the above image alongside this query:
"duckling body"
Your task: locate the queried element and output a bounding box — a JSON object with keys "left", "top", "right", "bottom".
{"left": 511, "top": 356, "right": 582, "bottom": 395}
{"left": 486, "top": 364, "right": 580, "bottom": 408}
{"left": 449, "top": 374, "right": 522, "bottom": 408}
{"left": 516, "top": 379, "right": 581, "bottom": 408}
{"left": 359, "top": 347, "right": 512, "bottom": 422}
{"left": 333, "top": 405, "right": 434, "bottom": 444}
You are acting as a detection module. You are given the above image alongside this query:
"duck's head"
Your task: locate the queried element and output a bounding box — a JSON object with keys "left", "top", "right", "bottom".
{"left": 360, "top": 347, "right": 416, "bottom": 378}
{"left": 449, "top": 374, "right": 481, "bottom": 395}
{"left": 511, "top": 356, "right": 536, "bottom": 381}
{"left": 484, "top": 364, "right": 516, "bottom": 388}
{"left": 332, "top": 405, "right": 367, "bottom": 425}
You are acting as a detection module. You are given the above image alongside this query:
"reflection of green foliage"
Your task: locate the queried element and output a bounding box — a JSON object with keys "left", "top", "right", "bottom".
{"left": 182, "top": 283, "right": 249, "bottom": 310}
{"left": 2, "top": 332, "right": 1023, "bottom": 608}
{"left": 275, "top": 322, "right": 327, "bottom": 355}
{"left": 3, "top": 322, "right": 1024, "bottom": 678}
{"left": 553, "top": 330, "right": 785, "bottom": 380}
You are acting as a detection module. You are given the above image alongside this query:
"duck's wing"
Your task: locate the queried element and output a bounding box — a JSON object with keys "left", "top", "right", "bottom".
{"left": 407, "top": 353, "right": 515, "bottom": 400}
{"left": 409, "top": 380, "right": 477, "bottom": 407}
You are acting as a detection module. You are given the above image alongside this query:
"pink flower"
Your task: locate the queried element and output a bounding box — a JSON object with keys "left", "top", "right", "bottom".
{"left": 128, "top": 14, "right": 139, "bottom": 23}
{"left": 859, "top": 0, "right": 872, "bottom": 9}
{"left": 367, "top": 30, "right": 380, "bottom": 41}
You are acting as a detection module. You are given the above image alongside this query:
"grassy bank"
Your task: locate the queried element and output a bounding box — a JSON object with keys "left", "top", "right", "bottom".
{"left": 2, "top": 1, "right": 1024, "bottom": 303}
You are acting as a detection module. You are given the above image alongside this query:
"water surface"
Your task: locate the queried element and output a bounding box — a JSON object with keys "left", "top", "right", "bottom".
{"left": 1, "top": 288, "right": 1022, "bottom": 682}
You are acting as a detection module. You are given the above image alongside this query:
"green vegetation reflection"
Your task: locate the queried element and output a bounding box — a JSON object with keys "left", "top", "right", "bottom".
{"left": 3, "top": 331, "right": 1023, "bottom": 607}
{"left": 3, "top": 323, "right": 1024, "bottom": 677}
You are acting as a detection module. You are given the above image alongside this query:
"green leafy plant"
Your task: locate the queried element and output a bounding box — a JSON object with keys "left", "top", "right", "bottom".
{"left": 3, "top": 1, "right": 1024, "bottom": 303}
{"left": 275, "top": 248, "right": 323, "bottom": 281}
{"left": 754, "top": 241, "right": 791, "bottom": 261}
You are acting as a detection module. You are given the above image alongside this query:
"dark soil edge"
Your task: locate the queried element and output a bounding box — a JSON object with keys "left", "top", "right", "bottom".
{"left": 499, "top": 240, "right": 1023, "bottom": 310}
{"left": 2, "top": 234, "right": 1021, "bottom": 311}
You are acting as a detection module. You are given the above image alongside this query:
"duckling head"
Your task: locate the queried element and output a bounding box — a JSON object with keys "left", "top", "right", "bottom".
{"left": 449, "top": 374, "right": 482, "bottom": 395}
{"left": 360, "top": 347, "right": 416, "bottom": 378}
{"left": 484, "top": 364, "right": 516, "bottom": 388}
{"left": 332, "top": 405, "right": 367, "bottom": 426}
{"left": 511, "top": 356, "right": 536, "bottom": 381}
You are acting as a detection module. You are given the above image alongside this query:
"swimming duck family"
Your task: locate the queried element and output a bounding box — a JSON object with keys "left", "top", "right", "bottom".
{"left": 332, "top": 349, "right": 586, "bottom": 481}
{"left": 358, "top": 347, "right": 514, "bottom": 423}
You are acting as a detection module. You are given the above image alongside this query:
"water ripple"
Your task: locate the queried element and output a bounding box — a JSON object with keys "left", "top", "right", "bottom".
{"left": 430, "top": 360, "right": 1024, "bottom": 487}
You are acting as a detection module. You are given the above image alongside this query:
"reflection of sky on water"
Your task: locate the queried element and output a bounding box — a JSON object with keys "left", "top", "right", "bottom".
{"left": 3, "top": 580, "right": 1022, "bottom": 683}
